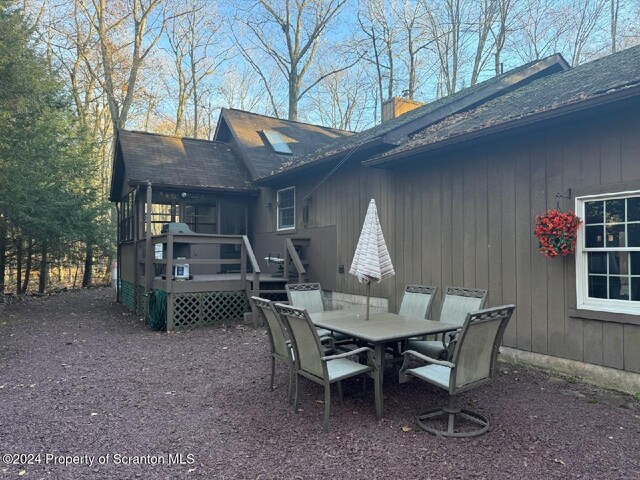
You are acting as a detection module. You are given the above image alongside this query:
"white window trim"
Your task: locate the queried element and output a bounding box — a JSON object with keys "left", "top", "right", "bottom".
{"left": 575, "top": 189, "right": 640, "bottom": 315}
{"left": 276, "top": 187, "right": 295, "bottom": 231}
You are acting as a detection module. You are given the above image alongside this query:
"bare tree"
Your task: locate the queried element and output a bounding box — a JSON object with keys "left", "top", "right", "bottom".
{"left": 217, "top": 65, "right": 266, "bottom": 113}
{"left": 357, "top": 0, "right": 400, "bottom": 121}
{"left": 492, "top": 0, "right": 515, "bottom": 74}
{"left": 469, "top": 0, "right": 499, "bottom": 85}
{"left": 235, "top": 0, "right": 350, "bottom": 121}
{"left": 395, "top": 0, "right": 432, "bottom": 99}
{"left": 166, "top": 0, "right": 226, "bottom": 138}
{"left": 610, "top": 0, "right": 620, "bottom": 53}
{"left": 510, "top": 0, "right": 567, "bottom": 62}
{"left": 566, "top": 0, "right": 607, "bottom": 66}
{"left": 420, "top": 0, "right": 466, "bottom": 95}
{"left": 307, "top": 66, "right": 371, "bottom": 130}
{"left": 78, "top": 0, "right": 169, "bottom": 134}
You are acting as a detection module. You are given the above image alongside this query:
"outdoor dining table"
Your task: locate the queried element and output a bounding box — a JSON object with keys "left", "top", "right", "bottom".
{"left": 310, "top": 311, "right": 459, "bottom": 415}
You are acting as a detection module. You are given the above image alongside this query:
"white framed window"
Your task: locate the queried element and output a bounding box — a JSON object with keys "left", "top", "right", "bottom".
{"left": 575, "top": 190, "right": 640, "bottom": 314}
{"left": 277, "top": 187, "right": 295, "bottom": 231}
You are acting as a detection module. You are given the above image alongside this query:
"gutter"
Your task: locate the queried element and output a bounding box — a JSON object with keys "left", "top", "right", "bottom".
{"left": 126, "top": 180, "right": 260, "bottom": 196}
{"left": 364, "top": 83, "right": 640, "bottom": 168}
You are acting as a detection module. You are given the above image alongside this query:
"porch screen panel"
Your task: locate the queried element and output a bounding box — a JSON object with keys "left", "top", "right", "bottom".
{"left": 185, "top": 203, "right": 217, "bottom": 234}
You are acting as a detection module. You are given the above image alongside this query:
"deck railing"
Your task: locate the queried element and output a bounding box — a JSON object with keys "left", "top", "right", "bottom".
{"left": 283, "top": 238, "right": 305, "bottom": 283}
{"left": 139, "top": 233, "right": 262, "bottom": 328}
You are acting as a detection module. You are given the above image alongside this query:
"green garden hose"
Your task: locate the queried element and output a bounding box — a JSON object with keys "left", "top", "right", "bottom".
{"left": 147, "top": 290, "right": 167, "bottom": 331}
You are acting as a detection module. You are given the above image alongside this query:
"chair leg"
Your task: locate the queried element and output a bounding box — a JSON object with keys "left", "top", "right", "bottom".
{"left": 287, "top": 361, "right": 294, "bottom": 405}
{"left": 293, "top": 373, "right": 300, "bottom": 413}
{"left": 337, "top": 381, "right": 343, "bottom": 403}
{"left": 270, "top": 356, "right": 277, "bottom": 391}
{"left": 447, "top": 395, "right": 456, "bottom": 434}
{"left": 323, "top": 383, "right": 331, "bottom": 433}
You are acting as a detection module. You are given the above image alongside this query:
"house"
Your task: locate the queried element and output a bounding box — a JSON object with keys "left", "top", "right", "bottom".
{"left": 110, "top": 45, "right": 640, "bottom": 384}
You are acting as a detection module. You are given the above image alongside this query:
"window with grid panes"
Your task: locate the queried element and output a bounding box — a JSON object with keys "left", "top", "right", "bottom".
{"left": 576, "top": 191, "right": 640, "bottom": 313}
{"left": 277, "top": 187, "right": 295, "bottom": 230}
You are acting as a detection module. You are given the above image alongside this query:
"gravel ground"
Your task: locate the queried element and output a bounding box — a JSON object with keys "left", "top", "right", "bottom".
{"left": 1, "top": 288, "right": 639, "bottom": 480}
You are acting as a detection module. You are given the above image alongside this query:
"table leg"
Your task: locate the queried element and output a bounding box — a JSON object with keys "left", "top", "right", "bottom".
{"left": 374, "top": 342, "right": 384, "bottom": 418}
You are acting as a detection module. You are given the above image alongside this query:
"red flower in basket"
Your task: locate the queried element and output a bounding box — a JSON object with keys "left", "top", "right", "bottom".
{"left": 534, "top": 210, "right": 582, "bottom": 258}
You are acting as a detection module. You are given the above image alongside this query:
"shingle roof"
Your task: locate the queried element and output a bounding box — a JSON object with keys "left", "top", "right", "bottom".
{"left": 368, "top": 45, "right": 640, "bottom": 164}
{"left": 270, "top": 54, "right": 569, "bottom": 176}
{"left": 218, "top": 108, "right": 352, "bottom": 180}
{"left": 116, "top": 130, "right": 255, "bottom": 191}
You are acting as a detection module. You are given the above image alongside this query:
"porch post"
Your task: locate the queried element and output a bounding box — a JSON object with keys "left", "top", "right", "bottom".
{"left": 132, "top": 187, "right": 139, "bottom": 309}
{"left": 145, "top": 182, "right": 153, "bottom": 295}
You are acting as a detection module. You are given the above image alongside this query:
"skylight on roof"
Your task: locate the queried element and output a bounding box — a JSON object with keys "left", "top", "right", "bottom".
{"left": 263, "top": 129, "right": 292, "bottom": 154}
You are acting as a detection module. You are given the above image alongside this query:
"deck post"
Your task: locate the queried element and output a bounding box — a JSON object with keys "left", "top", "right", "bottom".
{"left": 240, "top": 240, "right": 247, "bottom": 291}
{"left": 252, "top": 271, "right": 260, "bottom": 327}
{"left": 283, "top": 240, "right": 289, "bottom": 283}
{"left": 165, "top": 234, "right": 174, "bottom": 332}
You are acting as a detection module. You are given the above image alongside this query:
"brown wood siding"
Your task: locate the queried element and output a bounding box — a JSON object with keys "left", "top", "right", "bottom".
{"left": 252, "top": 105, "right": 640, "bottom": 372}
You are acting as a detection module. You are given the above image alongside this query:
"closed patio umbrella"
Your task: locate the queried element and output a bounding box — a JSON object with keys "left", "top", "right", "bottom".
{"left": 349, "top": 199, "right": 395, "bottom": 319}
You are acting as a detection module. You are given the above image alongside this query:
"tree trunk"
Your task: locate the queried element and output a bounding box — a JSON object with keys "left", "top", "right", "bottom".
{"left": 39, "top": 242, "right": 48, "bottom": 293}
{"left": 104, "top": 255, "right": 113, "bottom": 284}
{"left": 0, "top": 216, "right": 6, "bottom": 296}
{"left": 82, "top": 244, "right": 93, "bottom": 288}
{"left": 288, "top": 73, "right": 299, "bottom": 121}
{"left": 16, "top": 240, "right": 23, "bottom": 295}
{"left": 21, "top": 240, "right": 33, "bottom": 293}
{"left": 73, "top": 262, "right": 80, "bottom": 289}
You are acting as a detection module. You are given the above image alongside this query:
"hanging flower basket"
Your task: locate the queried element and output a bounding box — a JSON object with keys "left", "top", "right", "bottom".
{"left": 534, "top": 209, "right": 582, "bottom": 258}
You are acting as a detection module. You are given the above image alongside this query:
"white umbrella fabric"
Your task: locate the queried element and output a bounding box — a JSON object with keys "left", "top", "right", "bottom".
{"left": 349, "top": 199, "right": 395, "bottom": 319}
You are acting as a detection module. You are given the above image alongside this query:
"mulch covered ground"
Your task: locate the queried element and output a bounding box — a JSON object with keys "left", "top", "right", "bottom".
{"left": 1, "top": 288, "right": 639, "bottom": 479}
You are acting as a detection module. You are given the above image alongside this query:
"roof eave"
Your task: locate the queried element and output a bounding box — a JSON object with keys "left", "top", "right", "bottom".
{"left": 364, "top": 83, "right": 640, "bottom": 168}
{"left": 127, "top": 180, "right": 260, "bottom": 195}
{"left": 380, "top": 54, "right": 570, "bottom": 146}
{"left": 253, "top": 137, "right": 390, "bottom": 185}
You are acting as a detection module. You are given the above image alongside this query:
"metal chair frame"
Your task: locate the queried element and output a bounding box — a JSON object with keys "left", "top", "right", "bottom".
{"left": 400, "top": 305, "right": 516, "bottom": 437}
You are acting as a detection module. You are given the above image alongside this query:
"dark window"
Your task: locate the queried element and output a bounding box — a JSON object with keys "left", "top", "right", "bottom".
{"left": 583, "top": 195, "right": 640, "bottom": 304}
{"left": 185, "top": 203, "right": 217, "bottom": 234}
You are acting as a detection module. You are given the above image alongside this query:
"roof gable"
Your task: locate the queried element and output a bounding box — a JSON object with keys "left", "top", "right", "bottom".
{"left": 110, "top": 130, "right": 255, "bottom": 200}
{"left": 216, "top": 108, "right": 352, "bottom": 180}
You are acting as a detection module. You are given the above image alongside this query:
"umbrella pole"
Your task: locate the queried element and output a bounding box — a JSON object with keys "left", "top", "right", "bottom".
{"left": 366, "top": 283, "right": 370, "bottom": 320}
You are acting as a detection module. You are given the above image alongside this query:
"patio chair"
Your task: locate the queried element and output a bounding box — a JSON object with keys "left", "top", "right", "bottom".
{"left": 405, "top": 286, "right": 488, "bottom": 360}
{"left": 251, "top": 296, "right": 295, "bottom": 404}
{"left": 286, "top": 283, "right": 353, "bottom": 344}
{"left": 274, "top": 303, "right": 382, "bottom": 433}
{"left": 399, "top": 304, "right": 515, "bottom": 437}
{"left": 398, "top": 285, "right": 438, "bottom": 319}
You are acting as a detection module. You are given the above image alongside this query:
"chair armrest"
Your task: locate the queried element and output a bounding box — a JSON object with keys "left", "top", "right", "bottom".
{"left": 441, "top": 330, "right": 458, "bottom": 347}
{"left": 321, "top": 346, "right": 372, "bottom": 361}
{"left": 399, "top": 350, "right": 455, "bottom": 384}
{"left": 402, "top": 349, "right": 455, "bottom": 368}
{"left": 319, "top": 335, "right": 337, "bottom": 352}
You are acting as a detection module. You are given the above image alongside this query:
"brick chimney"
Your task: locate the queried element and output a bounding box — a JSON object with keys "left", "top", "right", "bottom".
{"left": 381, "top": 97, "right": 424, "bottom": 122}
